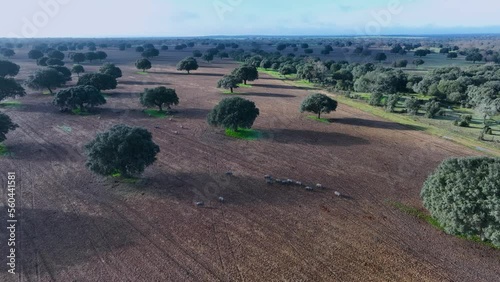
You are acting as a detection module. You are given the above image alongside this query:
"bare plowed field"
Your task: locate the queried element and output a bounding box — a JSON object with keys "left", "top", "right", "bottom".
{"left": 1, "top": 49, "right": 498, "bottom": 281}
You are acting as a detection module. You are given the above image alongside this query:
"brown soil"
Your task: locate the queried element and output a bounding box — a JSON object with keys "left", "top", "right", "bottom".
{"left": 0, "top": 48, "right": 499, "bottom": 282}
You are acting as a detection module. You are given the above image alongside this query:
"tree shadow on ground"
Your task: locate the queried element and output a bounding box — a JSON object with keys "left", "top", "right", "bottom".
{"left": 119, "top": 80, "right": 168, "bottom": 86}
{"left": 117, "top": 172, "right": 352, "bottom": 208}
{"left": 0, "top": 208, "right": 138, "bottom": 277}
{"left": 175, "top": 108, "right": 211, "bottom": 120}
{"left": 332, "top": 118, "right": 426, "bottom": 131}
{"left": 261, "top": 128, "right": 369, "bottom": 146}
{"left": 95, "top": 108, "right": 145, "bottom": 120}
{"left": 3, "top": 142, "right": 81, "bottom": 162}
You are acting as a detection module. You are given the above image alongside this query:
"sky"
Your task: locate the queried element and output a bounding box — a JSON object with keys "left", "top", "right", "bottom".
{"left": 1, "top": 0, "right": 499, "bottom": 38}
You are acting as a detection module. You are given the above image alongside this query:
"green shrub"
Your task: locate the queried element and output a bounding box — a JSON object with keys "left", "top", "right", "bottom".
{"left": 454, "top": 114, "right": 472, "bottom": 127}
{"left": 369, "top": 92, "right": 383, "bottom": 106}
{"left": 424, "top": 100, "right": 442, "bottom": 118}
{"left": 385, "top": 94, "right": 400, "bottom": 112}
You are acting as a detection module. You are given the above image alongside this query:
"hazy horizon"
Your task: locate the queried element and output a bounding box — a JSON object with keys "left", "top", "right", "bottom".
{"left": 1, "top": 0, "right": 500, "bottom": 38}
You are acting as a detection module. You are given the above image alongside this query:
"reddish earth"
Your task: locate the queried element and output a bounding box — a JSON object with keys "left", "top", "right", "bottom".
{"left": 1, "top": 48, "right": 499, "bottom": 281}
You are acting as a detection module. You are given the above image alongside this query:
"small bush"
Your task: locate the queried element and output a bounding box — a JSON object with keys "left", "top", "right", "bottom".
{"left": 454, "top": 114, "right": 472, "bottom": 127}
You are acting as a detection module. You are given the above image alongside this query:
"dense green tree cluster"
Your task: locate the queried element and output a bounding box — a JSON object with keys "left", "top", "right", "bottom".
{"left": 77, "top": 73, "right": 117, "bottom": 91}
{"left": 99, "top": 63, "right": 122, "bottom": 79}
{"left": 421, "top": 157, "right": 500, "bottom": 247}
{"left": 25, "top": 68, "right": 68, "bottom": 94}
{"left": 53, "top": 85, "right": 106, "bottom": 112}
{"left": 410, "top": 65, "right": 500, "bottom": 109}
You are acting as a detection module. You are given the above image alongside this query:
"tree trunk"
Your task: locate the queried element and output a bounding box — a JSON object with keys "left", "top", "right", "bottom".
{"left": 159, "top": 104, "right": 163, "bottom": 112}
{"left": 230, "top": 87, "right": 233, "bottom": 93}
{"left": 48, "top": 87, "right": 53, "bottom": 95}
{"left": 244, "top": 80, "right": 247, "bottom": 85}
{"left": 318, "top": 112, "right": 321, "bottom": 119}
{"left": 187, "top": 70, "right": 190, "bottom": 74}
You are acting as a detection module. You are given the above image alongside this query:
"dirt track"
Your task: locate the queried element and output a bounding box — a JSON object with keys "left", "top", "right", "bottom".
{"left": 1, "top": 48, "right": 499, "bottom": 281}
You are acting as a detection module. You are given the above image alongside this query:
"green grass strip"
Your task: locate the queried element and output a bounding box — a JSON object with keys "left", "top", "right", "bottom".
{"left": 0, "top": 100, "right": 22, "bottom": 108}
{"left": 258, "top": 66, "right": 500, "bottom": 156}
{"left": 0, "top": 144, "right": 9, "bottom": 156}
{"left": 225, "top": 128, "right": 262, "bottom": 140}
{"left": 331, "top": 94, "right": 500, "bottom": 156}
{"left": 111, "top": 172, "right": 140, "bottom": 184}
{"left": 71, "top": 109, "right": 93, "bottom": 116}
{"left": 222, "top": 90, "right": 241, "bottom": 95}
{"left": 307, "top": 115, "right": 331, "bottom": 123}
{"left": 237, "top": 83, "right": 252, "bottom": 88}
{"left": 144, "top": 109, "right": 170, "bottom": 119}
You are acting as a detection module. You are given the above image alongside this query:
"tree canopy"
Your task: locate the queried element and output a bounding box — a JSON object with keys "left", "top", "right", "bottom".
{"left": 25, "top": 68, "right": 68, "bottom": 94}
{"left": 207, "top": 97, "right": 260, "bottom": 131}
{"left": 1, "top": 49, "right": 15, "bottom": 58}
{"left": 85, "top": 125, "right": 160, "bottom": 177}
{"left": 142, "top": 48, "right": 160, "bottom": 59}
{"left": 421, "top": 157, "right": 500, "bottom": 247}
{"left": 71, "top": 64, "right": 85, "bottom": 77}
{"left": 49, "top": 66, "right": 72, "bottom": 81}
{"left": 53, "top": 85, "right": 106, "bottom": 112}
{"left": 414, "top": 49, "right": 431, "bottom": 57}
{"left": 447, "top": 52, "right": 458, "bottom": 59}
{"left": 413, "top": 59, "right": 425, "bottom": 67}
{"left": 28, "top": 49, "right": 44, "bottom": 60}
{"left": 192, "top": 50, "right": 203, "bottom": 58}
{"left": 99, "top": 63, "right": 122, "bottom": 79}
{"left": 46, "top": 58, "right": 65, "bottom": 66}
{"left": 71, "top": 52, "right": 86, "bottom": 63}
{"left": 77, "top": 73, "right": 117, "bottom": 91}
{"left": 217, "top": 75, "right": 242, "bottom": 93}
{"left": 466, "top": 53, "right": 483, "bottom": 64}
{"left": 0, "top": 60, "right": 20, "bottom": 77}
{"left": 47, "top": 50, "right": 65, "bottom": 60}
{"left": 202, "top": 53, "right": 214, "bottom": 63}
{"left": 140, "top": 86, "right": 179, "bottom": 112}
{"left": 135, "top": 58, "right": 152, "bottom": 72}
{"left": 0, "top": 112, "right": 18, "bottom": 143}
{"left": 374, "top": 53, "right": 387, "bottom": 62}
{"left": 176, "top": 57, "right": 199, "bottom": 74}
{"left": 95, "top": 51, "right": 108, "bottom": 61}
{"left": 300, "top": 93, "right": 338, "bottom": 119}
{"left": 0, "top": 77, "right": 25, "bottom": 101}
{"left": 232, "top": 65, "right": 259, "bottom": 85}
{"left": 404, "top": 97, "right": 420, "bottom": 115}
{"left": 85, "top": 52, "right": 98, "bottom": 62}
